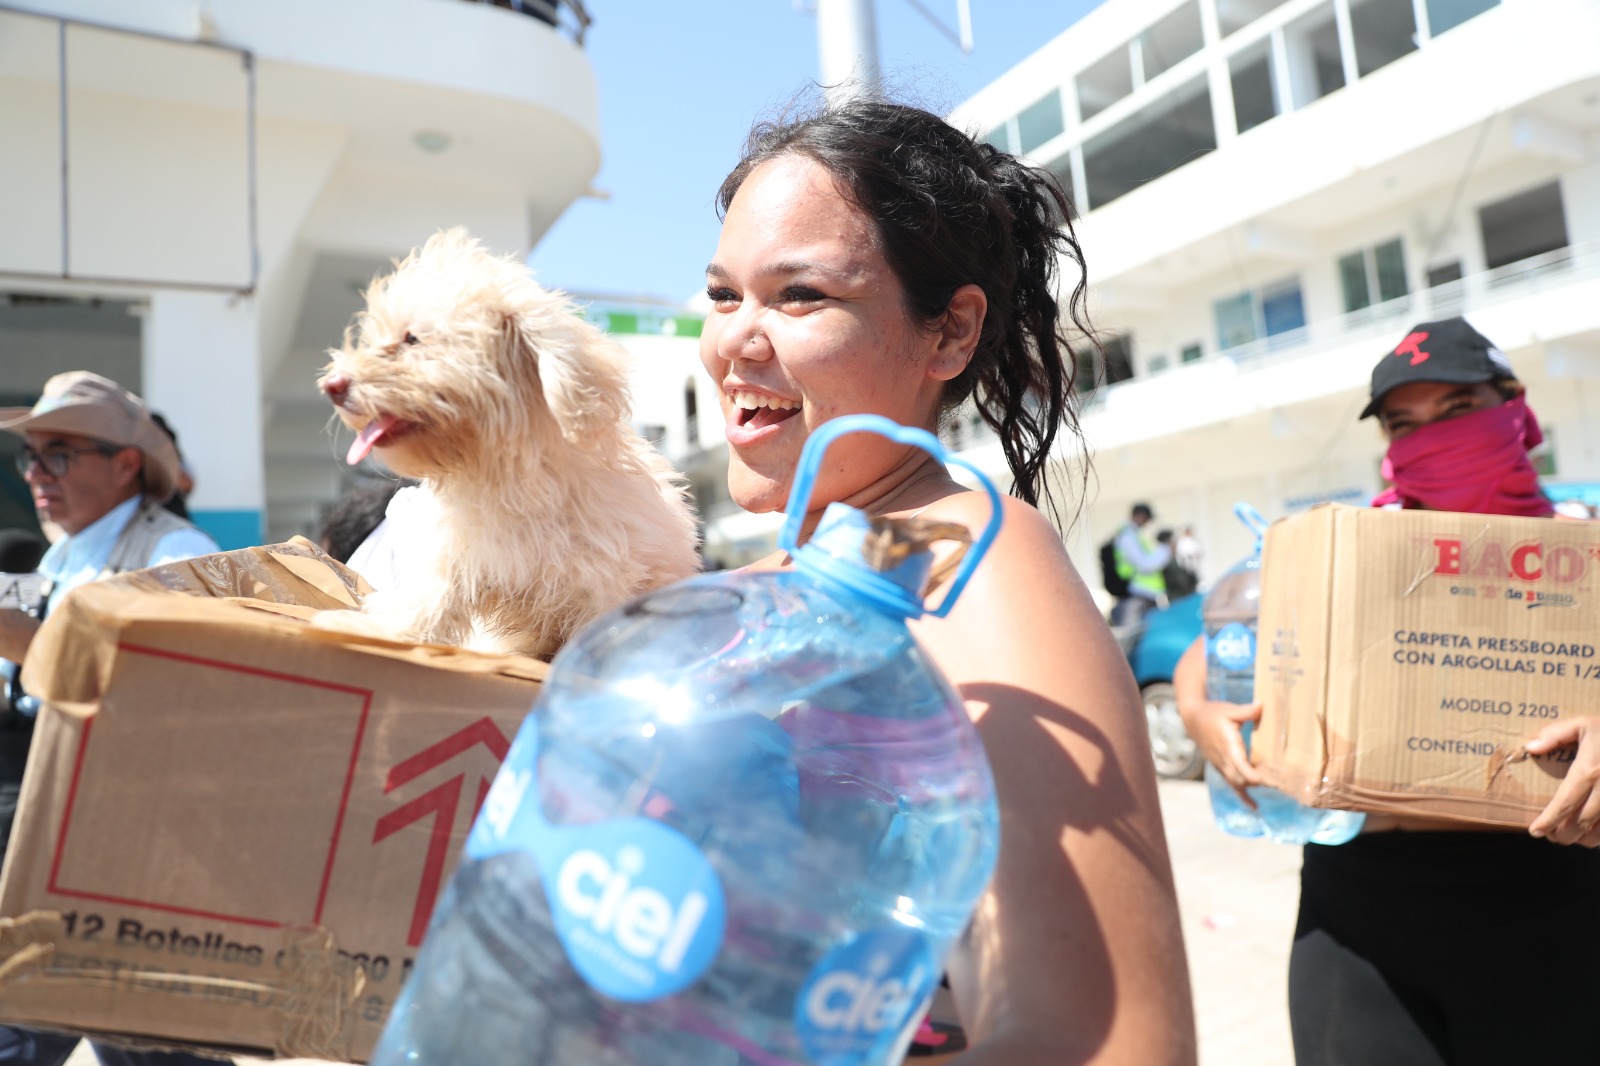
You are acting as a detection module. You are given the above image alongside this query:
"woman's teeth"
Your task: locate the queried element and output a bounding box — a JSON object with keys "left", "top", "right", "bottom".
{"left": 732, "top": 390, "right": 800, "bottom": 412}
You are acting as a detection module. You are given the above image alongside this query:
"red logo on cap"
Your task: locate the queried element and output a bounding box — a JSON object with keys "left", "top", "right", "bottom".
{"left": 1395, "top": 331, "right": 1430, "bottom": 366}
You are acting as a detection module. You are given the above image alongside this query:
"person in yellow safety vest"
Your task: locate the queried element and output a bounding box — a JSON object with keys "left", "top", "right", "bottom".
{"left": 1110, "top": 501, "right": 1170, "bottom": 626}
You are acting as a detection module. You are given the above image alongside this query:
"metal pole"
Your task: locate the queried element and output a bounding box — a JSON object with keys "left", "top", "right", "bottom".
{"left": 816, "top": 0, "right": 881, "bottom": 103}
{"left": 58, "top": 18, "right": 68, "bottom": 278}
{"left": 245, "top": 50, "right": 259, "bottom": 293}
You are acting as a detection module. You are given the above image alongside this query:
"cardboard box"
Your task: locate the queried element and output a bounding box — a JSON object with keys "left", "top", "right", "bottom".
{"left": 0, "top": 540, "right": 545, "bottom": 1061}
{"left": 1253, "top": 505, "right": 1598, "bottom": 828}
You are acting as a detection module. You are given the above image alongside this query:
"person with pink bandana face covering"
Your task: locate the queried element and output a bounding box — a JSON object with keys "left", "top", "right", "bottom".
{"left": 1361, "top": 316, "right": 1553, "bottom": 517}
{"left": 1176, "top": 317, "right": 1600, "bottom": 1066}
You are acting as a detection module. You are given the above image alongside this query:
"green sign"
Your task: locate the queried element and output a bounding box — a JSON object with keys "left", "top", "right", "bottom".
{"left": 585, "top": 309, "right": 704, "bottom": 338}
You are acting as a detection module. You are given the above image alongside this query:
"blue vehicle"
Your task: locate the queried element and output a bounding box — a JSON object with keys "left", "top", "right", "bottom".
{"left": 1113, "top": 593, "right": 1205, "bottom": 780}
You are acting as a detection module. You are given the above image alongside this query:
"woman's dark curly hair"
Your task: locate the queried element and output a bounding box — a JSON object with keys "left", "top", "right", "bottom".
{"left": 716, "top": 97, "right": 1095, "bottom": 523}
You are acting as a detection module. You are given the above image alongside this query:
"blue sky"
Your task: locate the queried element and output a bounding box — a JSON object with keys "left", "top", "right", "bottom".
{"left": 528, "top": 1, "right": 1102, "bottom": 305}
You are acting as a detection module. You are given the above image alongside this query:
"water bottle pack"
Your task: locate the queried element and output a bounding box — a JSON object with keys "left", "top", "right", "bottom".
{"left": 1204, "top": 503, "right": 1365, "bottom": 847}
{"left": 372, "top": 416, "right": 1003, "bottom": 1066}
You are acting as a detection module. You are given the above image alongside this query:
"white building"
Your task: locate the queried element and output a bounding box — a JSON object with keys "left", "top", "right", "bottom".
{"left": 0, "top": 0, "right": 599, "bottom": 547}
{"left": 683, "top": 0, "right": 1600, "bottom": 580}
{"left": 942, "top": 0, "right": 1600, "bottom": 585}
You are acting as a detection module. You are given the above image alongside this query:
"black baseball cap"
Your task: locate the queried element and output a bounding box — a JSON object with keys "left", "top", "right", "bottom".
{"left": 1359, "top": 317, "right": 1517, "bottom": 420}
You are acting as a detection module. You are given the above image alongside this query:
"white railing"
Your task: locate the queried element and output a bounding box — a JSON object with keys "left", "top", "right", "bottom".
{"left": 463, "top": 0, "right": 591, "bottom": 45}
{"left": 941, "top": 241, "right": 1600, "bottom": 455}
{"left": 1211, "top": 242, "right": 1600, "bottom": 371}
{"left": 1089, "top": 241, "right": 1597, "bottom": 402}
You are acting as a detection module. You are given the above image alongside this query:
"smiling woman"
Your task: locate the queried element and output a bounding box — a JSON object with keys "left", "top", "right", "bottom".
{"left": 700, "top": 98, "right": 1197, "bottom": 1065}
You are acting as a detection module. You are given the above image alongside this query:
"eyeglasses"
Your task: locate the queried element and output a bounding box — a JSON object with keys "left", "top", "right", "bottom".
{"left": 15, "top": 443, "right": 123, "bottom": 479}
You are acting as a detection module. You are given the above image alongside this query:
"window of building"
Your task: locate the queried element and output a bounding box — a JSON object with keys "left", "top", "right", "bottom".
{"left": 1217, "top": 0, "right": 1292, "bottom": 36}
{"left": 1215, "top": 292, "right": 1257, "bottom": 350}
{"left": 1285, "top": 3, "right": 1344, "bottom": 108}
{"left": 1229, "top": 41, "right": 1278, "bottom": 134}
{"left": 1426, "top": 260, "right": 1463, "bottom": 288}
{"left": 1338, "top": 238, "right": 1408, "bottom": 312}
{"left": 983, "top": 124, "right": 1014, "bottom": 153}
{"left": 1261, "top": 280, "right": 1306, "bottom": 342}
{"left": 1016, "top": 90, "right": 1065, "bottom": 154}
{"left": 1046, "top": 153, "right": 1080, "bottom": 211}
{"left": 1427, "top": 0, "right": 1499, "bottom": 36}
{"left": 1082, "top": 76, "right": 1217, "bottom": 210}
{"left": 1479, "top": 182, "right": 1568, "bottom": 271}
{"left": 1373, "top": 239, "right": 1408, "bottom": 302}
{"left": 1074, "top": 335, "right": 1136, "bottom": 395}
{"left": 1147, "top": 353, "right": 1172, "bottom": 374}
{"left": 1214, "top": 277, "right": 1305, "bottom": 350}
{"left": 1180, "top": 342, "right": 1203, "bottom": 363}
{"left": 1338, "top": 252, "right": 1370, "bottom": 312}
{"left": 1077, "top": 45, "right": 1134, "bottom": 122}
{"left": 1139, "top": 1, "right": 1204, "bottom": 81}
{"left": 1102, "top": 334, "right": 1136, "bottom": 386}
{"left": 1349, "top": 0, "right": 1417, "bottom": 77}
{"left": 1076, "top": 4, "right": 1205, "bottom": 126}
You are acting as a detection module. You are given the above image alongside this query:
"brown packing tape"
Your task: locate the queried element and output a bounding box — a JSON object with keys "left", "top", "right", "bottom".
{"left": 1319, "top": 782, "right": 1547, "bottom": 828}
{"left": 0, "top": 912, "right": 367, "bottom": 1062}
{"left": 19, "top": 543, "right": 548, "bottom": 709}
{"left": 0, "top": 910, "right": 60, "bottom": 985}
{"left": 273, "top": 926, "right": 367, "bottom": 1061}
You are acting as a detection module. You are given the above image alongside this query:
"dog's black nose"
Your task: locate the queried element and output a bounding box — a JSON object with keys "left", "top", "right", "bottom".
{"left": 323, "top": 371, "right": 351, "bottom": 406}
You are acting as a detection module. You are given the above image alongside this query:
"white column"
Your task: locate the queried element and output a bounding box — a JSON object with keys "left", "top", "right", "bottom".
{"left": 1333, "top": 0, "right": 1360, "bottom": 90}
{"left": 1411, "top": 0, "right": 1433, "bottom": 43}
{"left": 141, "top": 289, "right": 265, "bottom": 549}
{"left": 1270, "top": 28, "right": 1293, "bottom": 115}
{"left": 1200, "top": 0, "right": 1238, "bottom": 145}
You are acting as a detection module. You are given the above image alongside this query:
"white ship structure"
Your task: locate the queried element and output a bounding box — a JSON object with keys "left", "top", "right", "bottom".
{"left": 0, "top": 0, "right": 599, "bottom": 546}
{"left": 678, "top": 0, "right": 1600, "bottom": 586}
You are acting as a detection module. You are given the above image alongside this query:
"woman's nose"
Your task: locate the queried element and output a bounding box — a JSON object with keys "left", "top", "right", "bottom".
{"left": 719, "top": 307, "right": 772, "bottom": 363}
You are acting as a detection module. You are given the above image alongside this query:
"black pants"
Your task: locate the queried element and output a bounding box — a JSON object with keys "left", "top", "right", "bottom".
{"left": 1290, "top": 831, "right": 1600, "bottom": 1066}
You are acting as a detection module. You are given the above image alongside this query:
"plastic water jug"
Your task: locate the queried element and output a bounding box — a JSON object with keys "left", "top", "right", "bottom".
{"left": 1204, "top": 503, "right": 1365, "bottom": 846}
{"left": 371, "top": 415, "right": 1004, "bottom": 1066}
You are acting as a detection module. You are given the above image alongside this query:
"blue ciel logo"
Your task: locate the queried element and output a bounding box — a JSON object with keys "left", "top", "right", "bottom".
{"left": 466, "top": 717, "right": 726, "bottom": 1003}
{"left": 1209, "top": 622, "right": 1256, "bottom": 672}
{"left": 794, "top": 927, "right": 939, "bottom": 1066}
{"left": 547, "top": 819, "right": 725, "bottom": 1002}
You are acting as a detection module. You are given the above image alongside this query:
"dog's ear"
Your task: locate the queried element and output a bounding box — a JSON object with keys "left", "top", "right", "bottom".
{"left": 507, "top": 309, "right": 631, "bottom": 448}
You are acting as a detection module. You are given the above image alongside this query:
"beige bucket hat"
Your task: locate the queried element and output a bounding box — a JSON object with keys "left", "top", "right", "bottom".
{"left": 0, "top": 371, "right": 181, "bottom": 503}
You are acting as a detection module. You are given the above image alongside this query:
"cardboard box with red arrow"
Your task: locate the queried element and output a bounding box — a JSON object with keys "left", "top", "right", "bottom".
{"left": 0, "top": 539, "right": 546, "bottom": 1061}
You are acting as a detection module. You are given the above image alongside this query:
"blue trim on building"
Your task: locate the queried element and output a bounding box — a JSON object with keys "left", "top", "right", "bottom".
{"left": 191, "top": 508, "right": 263, "bottom": 551}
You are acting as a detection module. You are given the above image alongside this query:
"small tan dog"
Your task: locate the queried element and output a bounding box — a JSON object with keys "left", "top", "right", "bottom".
{"left": 314, "top": 228, "right": 700, "bottom": 658}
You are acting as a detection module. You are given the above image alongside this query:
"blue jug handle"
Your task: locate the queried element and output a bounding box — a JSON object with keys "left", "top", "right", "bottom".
{"left": 1235, "top": 501, "right": 1269, "bottom": 542}
{"left": 778, "top": 414, "right": 1005, "bottom": 619}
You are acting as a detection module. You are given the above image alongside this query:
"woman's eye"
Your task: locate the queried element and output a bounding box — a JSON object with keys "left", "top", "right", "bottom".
{"left": 779, "top": 286, "right": 826, "bottom": 304}
{"left": 706, "top": 287, "right": 738, "bottom": 306}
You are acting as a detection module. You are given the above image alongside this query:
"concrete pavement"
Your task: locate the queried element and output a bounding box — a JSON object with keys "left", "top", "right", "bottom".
{"left": 66, "top": 777, "right": 1302, "bottom": 1066}
{"left": 1160, "top": 777, "right": 1300, "bottom": 1066}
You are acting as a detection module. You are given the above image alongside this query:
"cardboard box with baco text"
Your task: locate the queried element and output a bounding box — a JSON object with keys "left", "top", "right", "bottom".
{"left": 1253, "top": 505, "right": 1597, "bottom": 827}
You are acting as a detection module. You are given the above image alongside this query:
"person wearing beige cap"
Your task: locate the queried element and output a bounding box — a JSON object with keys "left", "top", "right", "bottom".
{"left": 0, "top": 373, "right": 226, "bottom": 1066}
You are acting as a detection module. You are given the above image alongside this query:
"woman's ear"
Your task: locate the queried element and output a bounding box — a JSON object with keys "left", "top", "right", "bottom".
{"left": 928, "top": 284, "right": 986, "bottom": 382}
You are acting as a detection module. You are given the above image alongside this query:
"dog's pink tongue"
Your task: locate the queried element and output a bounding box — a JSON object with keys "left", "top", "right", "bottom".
{"left": 347, "top": 416, "right": 397, "bottom": 465}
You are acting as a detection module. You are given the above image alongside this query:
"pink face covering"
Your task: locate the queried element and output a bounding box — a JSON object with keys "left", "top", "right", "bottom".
{"left": 1372, "top": 396, "right": 1554, "bottom": 517}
